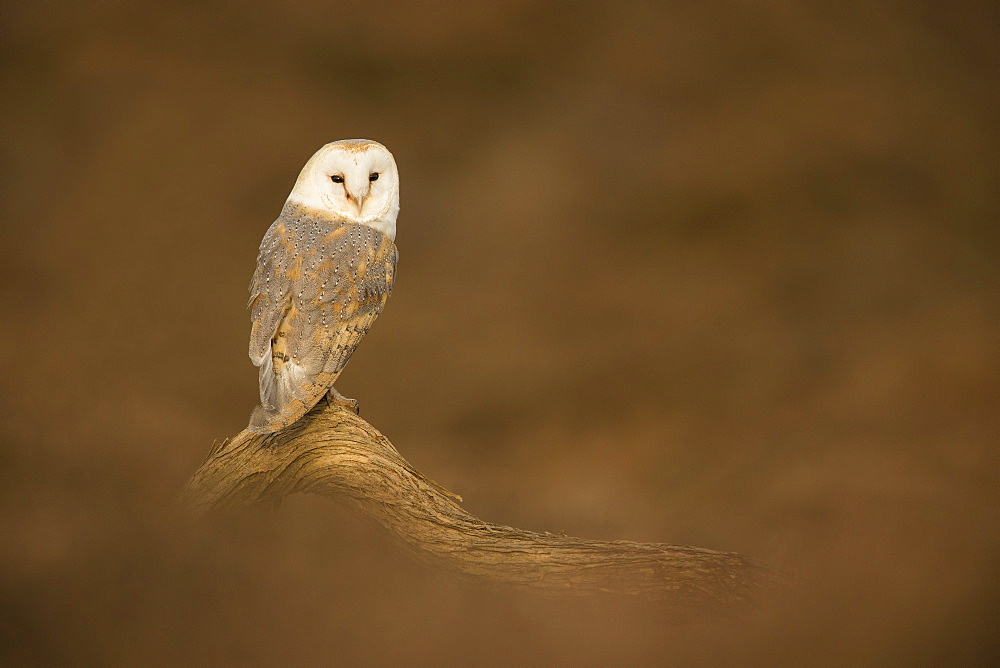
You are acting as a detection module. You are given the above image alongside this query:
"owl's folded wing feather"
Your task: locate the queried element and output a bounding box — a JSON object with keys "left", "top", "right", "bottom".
{"left": 248, "top": 219, "right": 397, "bottom": 434}
{"left": 248, "top": 222, "right": 290, "bottom": 368}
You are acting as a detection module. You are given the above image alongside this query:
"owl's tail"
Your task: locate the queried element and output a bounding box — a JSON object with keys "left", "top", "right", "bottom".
{"left": 248, "top": 404, "right": 293, "bottom": 434}
{"left": 248, "top": 351, "right": 341, "bottom": 434}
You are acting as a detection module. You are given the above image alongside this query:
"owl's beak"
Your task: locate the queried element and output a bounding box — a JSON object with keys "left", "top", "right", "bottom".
{"left": 346, "top": 186, "right": 369, "bottom": 215}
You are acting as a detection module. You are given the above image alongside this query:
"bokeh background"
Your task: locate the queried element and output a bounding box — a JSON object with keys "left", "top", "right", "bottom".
{"left": 1, "top": 1, "right": 996, "bottom": 664}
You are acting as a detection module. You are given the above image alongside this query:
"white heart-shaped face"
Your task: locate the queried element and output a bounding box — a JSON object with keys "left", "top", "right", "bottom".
{"left": 286, "top": 139, "right": 400, "bottom": 240}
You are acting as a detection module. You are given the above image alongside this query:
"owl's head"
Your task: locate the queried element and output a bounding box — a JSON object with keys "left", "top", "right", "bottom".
{"left": 286, "top": 139, "right": 400, "bottom": 240}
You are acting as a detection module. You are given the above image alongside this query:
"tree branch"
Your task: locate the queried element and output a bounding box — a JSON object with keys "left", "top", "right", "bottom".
{"left": 180, "top": 402, "right": 790, "bottom": 612}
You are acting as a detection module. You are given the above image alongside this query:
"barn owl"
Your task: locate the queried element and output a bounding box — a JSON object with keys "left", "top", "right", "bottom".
{"left": 247, "top": 139, "right": 399, "bottom": 434}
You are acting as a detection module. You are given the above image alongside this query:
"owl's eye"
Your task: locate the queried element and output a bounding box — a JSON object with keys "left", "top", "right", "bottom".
{"left": 331, "top": 175, "right": 344, "bottom": 183}
{"left": 369, "top": 172, "right": 379, "bottom": 182}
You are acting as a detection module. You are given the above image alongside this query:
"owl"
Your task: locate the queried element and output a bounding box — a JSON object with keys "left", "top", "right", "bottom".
{"left": 247, "top": 139, "right": 400, "bottom": 434}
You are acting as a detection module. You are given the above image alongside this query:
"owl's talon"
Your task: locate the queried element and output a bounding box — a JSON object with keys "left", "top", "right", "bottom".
{"left": 326, "top": 388, "right": 360, "bottom": 415}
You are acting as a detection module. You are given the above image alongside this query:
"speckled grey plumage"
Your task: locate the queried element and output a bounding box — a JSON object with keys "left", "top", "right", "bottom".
{"left": 247, "top": 202, "right": 397, "bottom": 433}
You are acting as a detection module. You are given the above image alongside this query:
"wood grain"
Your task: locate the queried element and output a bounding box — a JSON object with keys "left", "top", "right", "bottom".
{"left": 181, "top": 402, "right": 790, "bottom": 612}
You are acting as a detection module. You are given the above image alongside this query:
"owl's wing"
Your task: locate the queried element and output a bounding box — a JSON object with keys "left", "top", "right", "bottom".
{"left": 248, "top": 217, "right": 397, "bottom": 434}
{"left": 248, "top": 220, "right": 290, "bottom": 369}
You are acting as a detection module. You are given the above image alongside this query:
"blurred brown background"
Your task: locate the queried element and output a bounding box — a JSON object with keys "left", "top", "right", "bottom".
{"left": 1, "top": 1, "right": 996, "bottom": 664}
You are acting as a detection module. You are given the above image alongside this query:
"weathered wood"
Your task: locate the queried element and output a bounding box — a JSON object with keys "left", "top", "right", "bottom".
{"left": 181, "top": 402, "right": 789, "bottom": 611}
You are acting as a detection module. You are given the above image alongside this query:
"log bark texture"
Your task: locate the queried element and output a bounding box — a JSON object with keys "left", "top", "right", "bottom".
{"left": 180, "top": 402, "right": 789, "bottom": 612}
